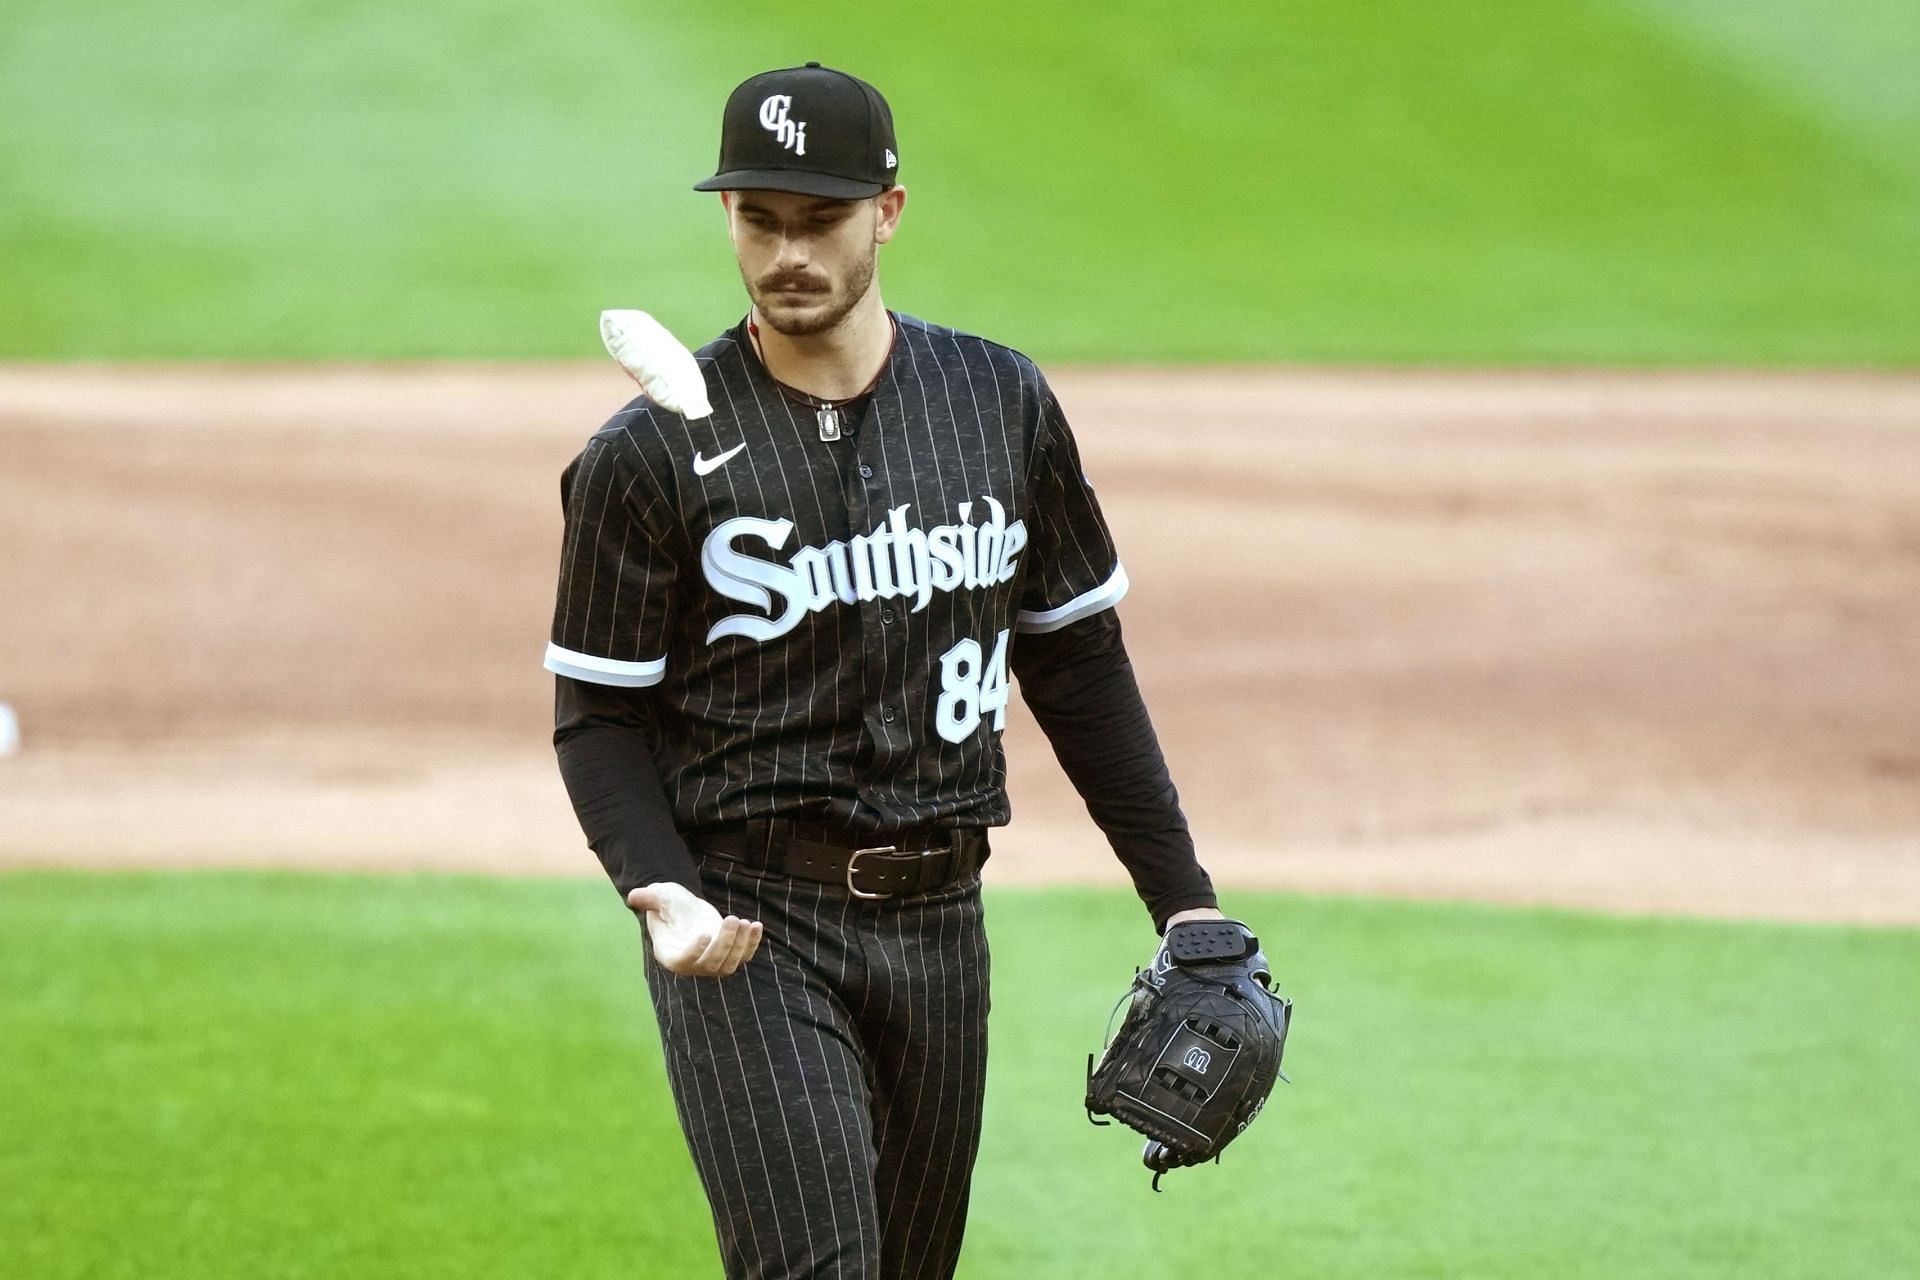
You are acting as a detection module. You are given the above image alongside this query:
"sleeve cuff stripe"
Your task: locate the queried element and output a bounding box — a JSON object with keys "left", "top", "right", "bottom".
{"left": 543, "top": 642, "right": 666, "bottom": 688}
{"left": 1014, "top": 563, "right": 1129, "bottom": 634}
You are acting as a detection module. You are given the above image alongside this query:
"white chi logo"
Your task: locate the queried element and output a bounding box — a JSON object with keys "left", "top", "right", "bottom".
{"left": 1182, "top": 1047, "right": 1212, "bottom": 1074}
{"left": 758, "top": 95, "right": 807, "bottom": 156}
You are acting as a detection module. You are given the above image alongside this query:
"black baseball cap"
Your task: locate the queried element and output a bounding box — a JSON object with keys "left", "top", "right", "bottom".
{"left": 693, "top": 62, "right": 899, "bottom": 199}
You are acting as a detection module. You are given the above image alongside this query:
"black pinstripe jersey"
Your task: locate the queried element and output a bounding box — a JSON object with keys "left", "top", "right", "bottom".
{"left": 544, "top": 311, "right": 1128, "bottom": 836}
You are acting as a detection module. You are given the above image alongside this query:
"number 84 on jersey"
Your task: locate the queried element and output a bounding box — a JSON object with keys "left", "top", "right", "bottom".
{"left": 936, "top": 629, "right": 1011, "bottom": 744}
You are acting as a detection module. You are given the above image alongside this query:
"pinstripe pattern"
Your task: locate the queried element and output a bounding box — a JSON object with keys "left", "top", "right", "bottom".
{"left": 645, "top": 862, "right": 989, "bottom": 1280}
{"left": 546, "top": 313, "right": 1126, "bottom": 838}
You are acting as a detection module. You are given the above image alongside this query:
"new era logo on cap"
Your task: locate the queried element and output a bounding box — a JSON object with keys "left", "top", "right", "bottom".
{"left": 695, "top": 62, "right": 899, "bottom": 200}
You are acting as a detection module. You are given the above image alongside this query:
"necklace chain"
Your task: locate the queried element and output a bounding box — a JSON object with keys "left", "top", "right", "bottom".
{"left": 747, "top": 312, "right": 897, "bottom": 411}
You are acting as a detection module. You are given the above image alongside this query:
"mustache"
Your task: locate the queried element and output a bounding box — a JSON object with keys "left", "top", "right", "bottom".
{"left": 758, "top": 273, "right": 828, "bottom": 294}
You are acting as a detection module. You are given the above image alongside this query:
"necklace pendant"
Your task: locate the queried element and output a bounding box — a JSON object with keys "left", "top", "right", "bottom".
{"left": 817, "top": 406, "right": 841, "bottom": 441}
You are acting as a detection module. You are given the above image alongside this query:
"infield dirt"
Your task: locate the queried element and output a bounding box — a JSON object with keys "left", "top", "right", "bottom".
{"left": 2, "top": 365, "right": 1915, "bottom": 922}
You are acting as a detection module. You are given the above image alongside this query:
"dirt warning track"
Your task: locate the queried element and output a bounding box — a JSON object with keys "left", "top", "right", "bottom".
{"left": 2, "top": 364, "right": 1915, "bottom": 922}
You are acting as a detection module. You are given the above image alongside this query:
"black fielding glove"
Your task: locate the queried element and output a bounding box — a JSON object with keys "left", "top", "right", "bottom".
{"left": 1085, "top": 919, "right": 1294, "bottom": 1190}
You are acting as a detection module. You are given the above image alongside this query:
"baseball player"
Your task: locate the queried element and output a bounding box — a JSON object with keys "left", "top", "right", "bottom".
{"left": 548, "top": 63, "right": 1226, "bottom": 1278}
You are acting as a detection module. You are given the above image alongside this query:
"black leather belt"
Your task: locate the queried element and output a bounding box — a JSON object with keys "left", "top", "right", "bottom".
{"left": 696, "top": 823, "right": 987, "bottom": 900}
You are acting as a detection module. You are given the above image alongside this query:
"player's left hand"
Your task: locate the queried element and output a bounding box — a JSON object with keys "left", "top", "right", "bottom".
{"left": 1086, "top": 916, "right": 1293, "bottom": 1188}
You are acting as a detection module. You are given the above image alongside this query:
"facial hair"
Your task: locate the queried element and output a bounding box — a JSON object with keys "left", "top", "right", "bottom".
{"left": 747, "top": 241, "right": 878, "bottom": 338}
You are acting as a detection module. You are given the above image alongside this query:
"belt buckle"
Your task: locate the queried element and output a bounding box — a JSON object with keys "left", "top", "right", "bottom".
{"left": 847, "top": 845, "right": 899, "bottom": 900}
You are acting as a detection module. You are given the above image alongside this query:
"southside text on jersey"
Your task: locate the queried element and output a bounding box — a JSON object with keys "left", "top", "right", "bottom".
{"left": 703, "top": 496, "right": 1028, "bottom": 643}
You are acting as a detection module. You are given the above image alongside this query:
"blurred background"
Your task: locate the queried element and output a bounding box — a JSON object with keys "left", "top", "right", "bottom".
{"left": 2, "top": 2, "right": 1916, "bottom": 1277}
{"left": 6, "top": 0, "right": 1920, "bottom": 362}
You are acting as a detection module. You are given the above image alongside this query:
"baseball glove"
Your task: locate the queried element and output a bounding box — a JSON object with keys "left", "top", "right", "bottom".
{"left": 1085, "top": 918, "right": 1293, "bottom": 1189}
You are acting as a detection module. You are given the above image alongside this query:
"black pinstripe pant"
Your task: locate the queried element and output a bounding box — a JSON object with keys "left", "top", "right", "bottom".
{"left": 642, "top": 859, "right": 991, "bottom": 1280}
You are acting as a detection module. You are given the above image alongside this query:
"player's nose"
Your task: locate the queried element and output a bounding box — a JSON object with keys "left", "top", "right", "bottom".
{"left": 773, "top": 234, "right": 809, "bottom": 270}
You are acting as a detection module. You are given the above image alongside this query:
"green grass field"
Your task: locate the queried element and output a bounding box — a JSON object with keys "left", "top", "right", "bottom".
{"left": 2, "top": 0, "right": 1917, "bottom": 363}
{"left": 3, "top": 871, "right": 1914, "bottom": 1278}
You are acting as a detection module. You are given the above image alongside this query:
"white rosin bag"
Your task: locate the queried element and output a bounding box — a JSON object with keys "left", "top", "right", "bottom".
{"left": 599, "top": 309, "right": 714, "bottom": 420}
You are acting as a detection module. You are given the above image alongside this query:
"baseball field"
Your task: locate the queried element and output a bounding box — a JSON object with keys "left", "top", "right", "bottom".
{"left": 4, "top": 1, "right": 1919, "bottom": 1277}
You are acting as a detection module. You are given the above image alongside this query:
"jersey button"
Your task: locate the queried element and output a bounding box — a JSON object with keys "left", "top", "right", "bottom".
{"left": 858, "top": 464, "right": 874, "bottom": 479}
{"left": 881, "top": 706, "right": 897, "bottom": 723}
{"left": 881, "top": 608, "right": 896, "bottom": 623}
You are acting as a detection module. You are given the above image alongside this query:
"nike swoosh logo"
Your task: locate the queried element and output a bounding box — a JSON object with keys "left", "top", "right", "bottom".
{"left": 692, "top": 443, "right": 747, "bottom": 476}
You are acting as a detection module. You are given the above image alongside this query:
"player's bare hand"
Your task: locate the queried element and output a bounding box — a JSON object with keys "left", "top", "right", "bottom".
{"left": 627, "top": 882, "right": 764, "bottom": 977}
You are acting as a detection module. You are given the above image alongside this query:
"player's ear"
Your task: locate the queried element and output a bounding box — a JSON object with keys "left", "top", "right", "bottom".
{"left": 874, "top": 185, "right": 907, "bottom": 245}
